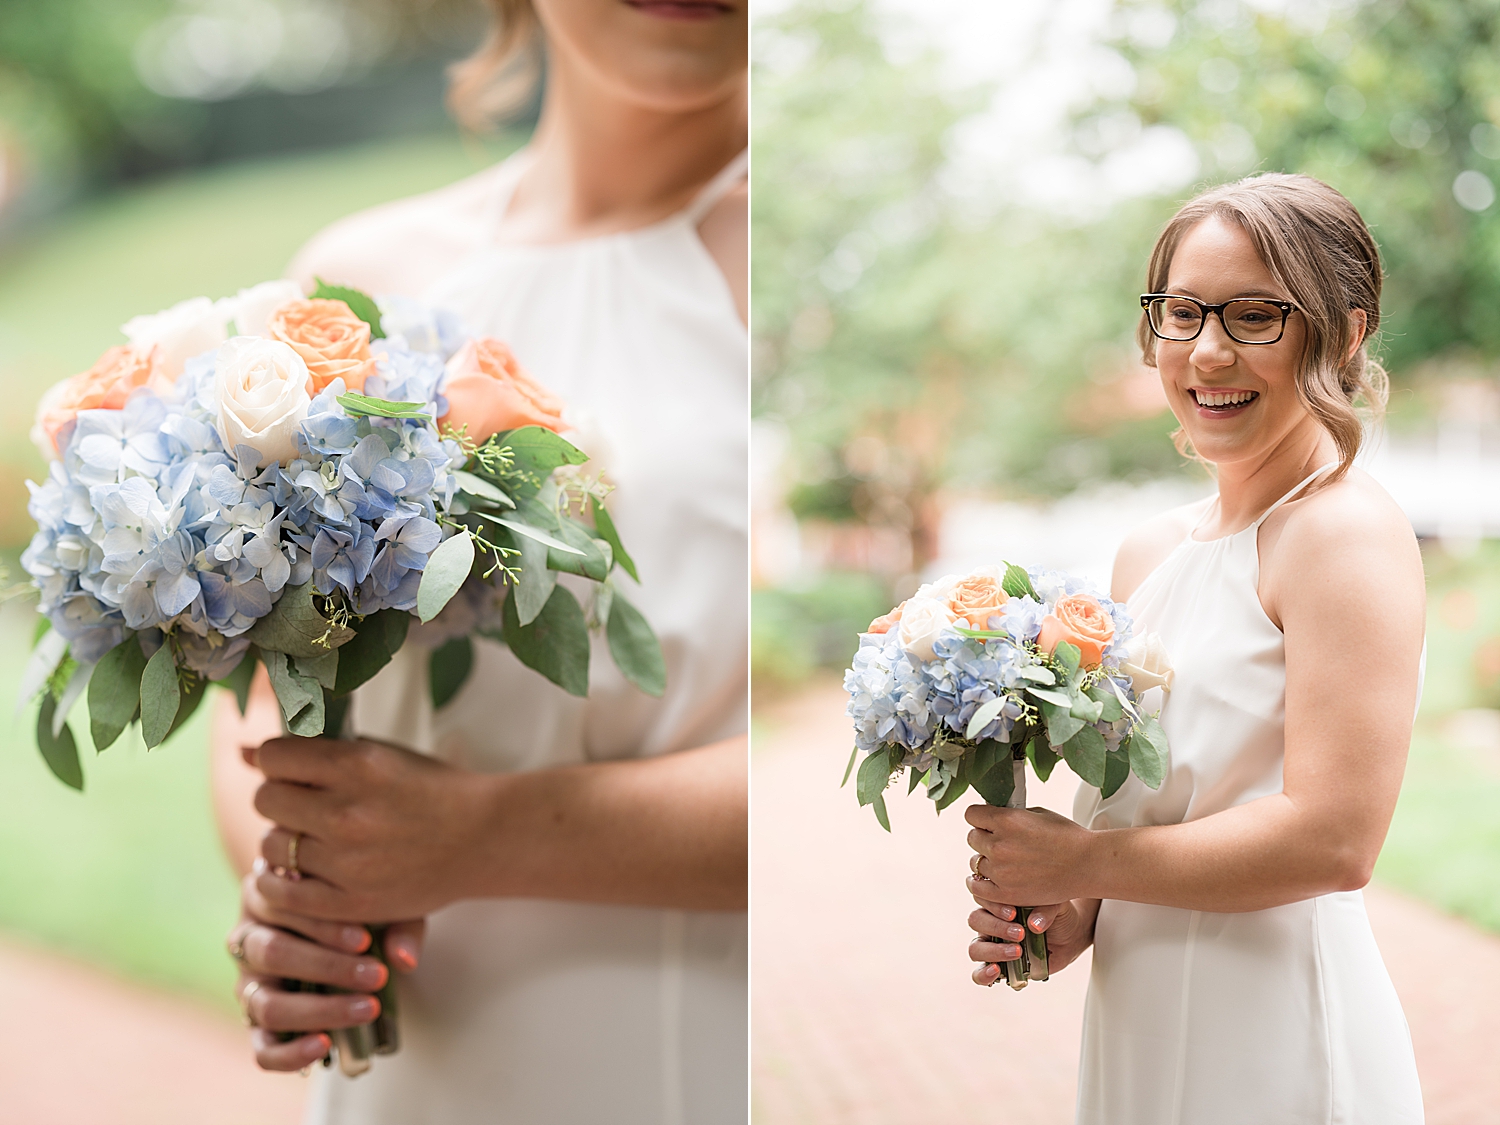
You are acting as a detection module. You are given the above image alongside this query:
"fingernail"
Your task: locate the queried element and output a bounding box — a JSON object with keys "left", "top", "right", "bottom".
{"left": 354, "top": 961, "right": 388, "bottom": 989}
{"left": 342, "top": 926, "right": 371, "bottom": 952}
{"left": 1005, "top": 924, "right": 1025, "bottom": 941}
{"left": 349, "top": 997, "right": 378, "bottom": 1020}
{"left": 390, "top": 942, "right": 418, "bottom": 971}
{"left": 1031, "top": 915, "right": 1047, "bottom": 932}
{"left": 1001, "top": 906, "right": 1016, "bottom": 921}
{"left": 252, "top": 857, "right": 267, "bottom": 876}
{"left": 1005, "top": 944, "right": 1021, "bottom": 958}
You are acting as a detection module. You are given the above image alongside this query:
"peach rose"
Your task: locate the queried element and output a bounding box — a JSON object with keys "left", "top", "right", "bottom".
{"left": 266, "top": 298, "right": 374, "bottom": 394}
{"left": 946, "top": 570, "right": 1010, "bottom": 629}
{"left": 1036, "top": 593, "right": 1116, "bottom": 668}
{"left": 868, "top": 602, "right": 905, "bottom": 634}
{"left": 32, "top": 344, "right": 171, "bottom": 459}
{"left": 439, "top": 337, "right": 566, "bottom": 442}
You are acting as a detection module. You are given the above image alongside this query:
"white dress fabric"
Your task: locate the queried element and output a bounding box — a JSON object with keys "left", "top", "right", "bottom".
{"left": 1072, "top": 466, "right": 1424, "bottom": 1125}
{"left": 306, "top": 151, "right": 749, "bottom": 1124}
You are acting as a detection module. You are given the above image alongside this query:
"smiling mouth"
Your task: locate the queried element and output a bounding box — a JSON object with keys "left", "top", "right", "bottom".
{"left": 622, "top": 0, "right": 734, "bottom": 16}
{"left": 1191, "top": 388, "right": 1259, "bottom": 412}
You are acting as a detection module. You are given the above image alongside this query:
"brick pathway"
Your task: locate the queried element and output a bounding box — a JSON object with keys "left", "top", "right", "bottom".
{"left": 0, "top": 937, "right": 305, "bottom": 1125}
{"left": 752, "top": 683, "right": 1500, "bottom": 1125}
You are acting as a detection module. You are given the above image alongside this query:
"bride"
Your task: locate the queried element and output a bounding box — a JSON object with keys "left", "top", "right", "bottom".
{"left": 965, "top": 174, "right": 1426, "bottom": 1123}
{"left": 210, "top": 2, "right": 748, "bottom": 1121}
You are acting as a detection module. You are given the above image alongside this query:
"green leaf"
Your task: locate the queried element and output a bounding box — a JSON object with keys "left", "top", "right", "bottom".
{"left": 452, "top": 470, "right": 515, "bottom": 508}
{"left": 503, "top": 583, "right": 591, "bottom": 697}
{"left": 1026, "top": 685, "right": 1073, "bottom": 708}
{"left": 312, "top": 278, "right": 385, "bottom": 338}
{"left": 336, "top": 392, "right": 429, "bottom": 419}
{"left": 908, "top": 766, "right": 926, "bottom": 794}
{"left": 217, "top": 648, "right": 258, "bottom": 716}
{"left": 495, "top": 517, "right": 585, "bottom": 558}
{"left": 841, "top": 746, "right": 859, "bottom": 787}
{"left": 139, "top": 642, "right": 181, "bottom": 750}
{"left": 970, "top": 737, "right": 1006, "bottom": 781}
{"left": 590, "top": 495, "right": 639, "bottom": 583}
{"left": 503, "top": 425, "right": 588, "bottom": 475}
{"left": 246, "top": 582, "right": 356, "bottom": 659}
{"left": 333, "top": 610, "right": 409, "bottom": 696}
{"left": 965, "top": 696, "right": 1008, "bottom": 741}
{"left": 605, "top": 589, "right": 666, "bottom": 697}
{"left": 1053, "top": 641, "right": 1082, "bottom": 676}
{"left": 1128, "top": 716, "right": 1169, "bottom": 789}
{"left": 1019, "top": 665, "right": 1055, "bottom": 685}
{"left": 417, "top": 532, "right": 477, "bottom": 623}
{"left": 1058, "top": 724, "right": 1107, "bottom": 788}
{"left": 1001, "top": 563, "right": 1038, "bottom": 600}
{"left": 546, "top": 518, "right": 609, "bottom": 579}
{"left": 856, "top": 745, "right": 896, "bottom": 807}
{"left": 934, "top": 755, "right": 971, "bottom": 812}
{"left": 1070, "top": 693, "right": 1104, "bottom": 723}
{"left": 1102, "top": 748, "right": 1130, "bottom": 799}
{"left": 1041, "top": 699, "right": 1085, "bottom": 747}
{"left": 1028, "top": 736, "right": 1060, "bottom": 783}
{"left": 295, "top": 650, "right": 339, "bottom": 692}
{"left": 37, "top": 696, "right": 83, "bottom": 791}
{"left": 871, "top": 790, "right": 891, "bottom": 832}
{"left": 89, "top": 635, "right": 148, "bottom": 752}
{"left": 164, "top": 672, "right": 208, "bottom": 743}
{"left": 1086, "top": 682, "right": 1124, "bottom": 723}
{"left": 513, "top": 530, "right": 556, "bottom": 626}
{"left": 971, "top": 753, "right": 1016, "bottom": 806}
{"left": 429, "top": 636, "right": 474, "bottom": 709}
{"left": 264, "top": 650, "right": 324, "bottom": 736}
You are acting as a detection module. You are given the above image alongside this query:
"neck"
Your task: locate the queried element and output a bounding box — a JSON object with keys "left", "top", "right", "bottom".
{"left": 1209, "top": 420, "right": 1340, "bottom": 532}
{"left": 502, "top": 55, "right": 746, "bottom": 242}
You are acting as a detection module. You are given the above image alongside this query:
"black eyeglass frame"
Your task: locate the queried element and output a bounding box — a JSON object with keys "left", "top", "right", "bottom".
{"left": 1139, "top": 293, "right": 1299, "bottom": 345}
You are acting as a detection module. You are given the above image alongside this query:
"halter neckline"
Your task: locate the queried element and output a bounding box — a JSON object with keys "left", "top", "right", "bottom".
{"left": 1187, "top": 462, "right": 1339, "bottom": 543}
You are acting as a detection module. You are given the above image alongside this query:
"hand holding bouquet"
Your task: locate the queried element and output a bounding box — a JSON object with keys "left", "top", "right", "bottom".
{"left": 843, "top": 562, "right": 1172, "bottom": 987}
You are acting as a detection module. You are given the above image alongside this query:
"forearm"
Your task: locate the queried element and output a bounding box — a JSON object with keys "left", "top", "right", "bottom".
{"left": 461, "top": 737, "right": 748, "bottom": 911}
{"left": 1084, "top": 792, "right": 1377, "bottom": 912}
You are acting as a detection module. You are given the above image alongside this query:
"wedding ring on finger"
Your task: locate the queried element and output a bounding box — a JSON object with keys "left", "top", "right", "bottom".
{"left": 969, "top": 854, "right": 986, "bottom": 880}
{"left": 226, "top": 928, "right": 249, "bottom": 964}
{"left": 286, "top": 831, "right": 303, "bottom": 882}
{"left": 241, "top": 979, "right": 265, "bottom": 1028}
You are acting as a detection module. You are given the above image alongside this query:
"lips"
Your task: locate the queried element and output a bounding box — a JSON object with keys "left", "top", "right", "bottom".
{"left": 623, "top": 0, "right": 734, "bottom": 17}
{"left": 1190, "top": 388, "right": 1259, "bottom": 412}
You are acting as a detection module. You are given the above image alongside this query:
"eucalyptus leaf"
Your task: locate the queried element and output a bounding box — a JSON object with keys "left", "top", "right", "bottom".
{"left": 53, "top": 660, "right": 93, "bottom": 738}
{"left": 1086, "top": 682, "right": 1124, "bottom": 723}
{"left": 1041, "top": 699, "right": 1085, "bottom": 747}
{"left": 333, "top": 610, "right": 408, "bottom": 696}
{"left": 264, "top": 650, "right": 324, "bottom": 736}
{"left": 90, "top": 636, "right": 148, "bottom": 751}
{"left": 452, "top": 470, "right": 516, "bottom": 508}
{"left": 336, "top": 392, "right": 429, "bottom": 420}
{"left": 37, "top": 696, "right": 83, "bottom": 791}
{"left": 502, "top": 583, "right": 591, "bottom": 697}
{"left": 1058, "top": 723, "right": 1107, "bottom": 788}
{"left": 139, "top": 643, "right": 181, "bottom": 750}
{"left": 312, "top": 278, "right": 385, "bottom": 338}
{"left": 590, "top": 495, "right": 639, "bottom": 582}
{"left": 295, "top": 650, "right": 339, "bottom": 693}
{"left": 429, "top": 636, "right": 474, "bottom": 709}
{"left": 217, "top": 648, "right": 258, "bottom": 716}
{"left": 965, "top": 696, "right": 1008, "bottom": 741}
{"left": 163, "top": 673, "right": 207, "bottom": 743}
{"left": 1053, "top": 641, "right": 1082, "bottom": 676}
{"left": 1070, "top": 694, "right": 1104, "bottom": 723}
{"left": 605, "top": 589, "right": 666, "bottom": 697}
{"left": 246, "top": 582, "right": 356, "bottom": 658}
{"left": 970, "top": 738, "right": 1006, "bottom": 781}
{"left": 971, "top": 754, "right": 1016, "bottom": 806}
{"left": 1102, "top": 748, "right": 1130, "bottom": 799}
{"left": 513, "top": 532, "right": 556, "bottom": 626}
{"left": 934, "top": 759, "right": 971, "bottom": 812}
{"left": 417, "top": 532, "right": 477, "bottom": 623}
{"left": 17, "top": 629, "right": 67, "bottom": 716}
{"left": 1026, "top": 685, "right": 1073, "bottom": 708}
{"left": 1128, "top": 716, "right": 1169, "bottom": 789}
{"left": 856, "top": 746, "right": 896, "bottom": 807}
{"left": 1001, "top": 563, "right": 1038, "bottom": 600}
{"left": 908, "top": 766, "right": 926, "bottom": 794}
{"left": 1019, "top": 665, "right": 1056, "bottom": 685}
{"left": 503, "top": 426, "right": 588, "bottom": 476}
{"left": 545, "top": 518, "right": 609, "bottom": 580}
{"left": 1028, "top": 736, "right": 1060, "bottom": 782}
{"left": 841, "top": 746, "right": 859, "bottom": 787}
{"left": 871, "top": 790, "right": 891, "bottom": 832}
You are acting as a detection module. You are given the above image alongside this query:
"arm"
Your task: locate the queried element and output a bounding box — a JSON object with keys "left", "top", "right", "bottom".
{"left": 967, "top": 482, "right": 1425, "bottom": 914}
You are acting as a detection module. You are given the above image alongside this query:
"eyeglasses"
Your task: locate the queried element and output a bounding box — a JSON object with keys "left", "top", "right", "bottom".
{"left": 1140, "top": 294, "right": 1298, "bottom": 345}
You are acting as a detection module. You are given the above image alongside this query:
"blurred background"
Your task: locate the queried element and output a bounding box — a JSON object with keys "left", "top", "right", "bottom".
{"left": 0, "top": 2, "right": 523, "bottom": 1119}
{"left": 751, "top": 1, "right": 1500, "bottom": 1122}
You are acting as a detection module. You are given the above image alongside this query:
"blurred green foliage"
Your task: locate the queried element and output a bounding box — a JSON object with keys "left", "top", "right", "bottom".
{"left": 751, "top": 571, "right": 890, "bottom": 695}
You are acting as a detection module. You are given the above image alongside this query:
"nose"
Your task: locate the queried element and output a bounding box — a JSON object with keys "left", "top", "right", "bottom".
{"left": 1188, "top": 312, "right": 1237, "bottom": 372}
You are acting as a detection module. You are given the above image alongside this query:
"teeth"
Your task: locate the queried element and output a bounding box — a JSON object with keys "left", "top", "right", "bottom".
{"left": 1195, "top": 390, "right": 1256, "bottom": 407}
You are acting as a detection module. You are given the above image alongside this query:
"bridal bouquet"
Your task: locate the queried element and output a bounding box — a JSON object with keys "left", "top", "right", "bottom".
{"left": 18, "top": 279, "right": 665, "bottom": 1071}
{"left": 842, "top": 562, "right": 1172, "bottom": 987}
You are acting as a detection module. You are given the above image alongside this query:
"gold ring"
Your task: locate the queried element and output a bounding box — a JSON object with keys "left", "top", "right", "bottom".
{"left": 286, "top": 832, "right": 303, "bottom": 882}
{"left": 241, "top": 979, "right": 264, "bottom": 1028}
{"left": 969, "top": 854, "right": 982, "bottom": 876}
{"left": 227, "top": 931, "right": 248, "bottom": 964}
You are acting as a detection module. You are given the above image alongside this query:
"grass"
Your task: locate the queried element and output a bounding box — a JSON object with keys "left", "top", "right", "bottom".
{"left": 0, "top": 130, "right": 523, "bottom": 1009}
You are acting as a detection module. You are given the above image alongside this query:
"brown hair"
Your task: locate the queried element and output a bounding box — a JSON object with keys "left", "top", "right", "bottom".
{"left": 447, "top": 0, "right": 542, "bottom": 131}
{"left": 1139, "top": 172, "right": 1387, "bottom": 482}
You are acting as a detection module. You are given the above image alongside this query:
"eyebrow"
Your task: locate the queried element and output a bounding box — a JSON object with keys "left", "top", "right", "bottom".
{"left": 1163, "top": 286, "right": 1290, "bottom": 301}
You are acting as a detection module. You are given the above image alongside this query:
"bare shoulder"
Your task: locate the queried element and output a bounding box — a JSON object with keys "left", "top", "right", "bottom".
{"left": 1111, "top": 498, "right": 1208, "bottom": 603}
{"left": 285, "top": 166, "right": 499, "bottom": 298}
{"left": 695, "top": 181, "right": 747, "bottom": 324}
{"left": 1261, "top": 468, "right": 1423, "bottom": 620}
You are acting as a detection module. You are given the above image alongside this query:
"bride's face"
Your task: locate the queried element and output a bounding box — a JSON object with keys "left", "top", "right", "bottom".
{"left": 534, "top": 0, "right": 747, "bottom": 112}
{"left": 1155, "top": 216, "right": 1316, "bottom": 471}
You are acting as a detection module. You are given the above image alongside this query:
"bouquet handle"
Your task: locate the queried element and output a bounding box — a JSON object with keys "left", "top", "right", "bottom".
{"left": 998, "top": 756, "right": 1049, "bottom": 989}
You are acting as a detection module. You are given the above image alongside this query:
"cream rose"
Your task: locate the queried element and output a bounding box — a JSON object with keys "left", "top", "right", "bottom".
{"left": 897, "top": 596, "right": 957, "bottom": 662}
{"left": 229, "top": 279, "right": 304, "bottom": 338}
{"left": 1121, "top": 632, "right": 1174, "bottom": 695}
{"left": 122, "top": 296, "right": 230, "bottom": 379}
{"left": 213, "top": 337, "right": 313, "bottom": 467}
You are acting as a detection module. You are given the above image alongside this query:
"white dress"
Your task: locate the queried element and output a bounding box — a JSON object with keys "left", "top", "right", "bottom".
{"left": 1072, "top": 466, "right": 1424, "bottom": 1125}
{"left": 306, "top": 151, "right": 749, "bottom": 1124}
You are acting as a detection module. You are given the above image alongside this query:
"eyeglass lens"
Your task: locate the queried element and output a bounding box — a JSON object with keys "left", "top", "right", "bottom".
{"left": 1147, "top": 297, "right": 1286, "bottom": 343}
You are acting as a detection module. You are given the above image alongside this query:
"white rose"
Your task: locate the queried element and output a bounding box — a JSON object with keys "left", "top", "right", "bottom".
{"left": 1121, "top": 632, "right": 1174, "bottom": 695}
{"left": 213, "top": 337, "right": 313, "bottom": 468}
{"left": 121, "top": 296, "right": 230, "bottom": 379}
{"left": 898, "top": 596, "right": 958, "bottom": 662}
{"left": 227, "top": 279, "right": 304, "bottom": 338}
{"left": 914, "top": 572, "right": 959, "bottom": 603}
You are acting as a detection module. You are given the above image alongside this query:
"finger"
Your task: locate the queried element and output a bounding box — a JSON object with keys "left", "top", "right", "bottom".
{"left": 968, "top": 908, "right": 1028, "bottom": 944}
{"left": 384, "top": 919, "right": 426, "bottom": 973}
{"left": 967, "top": 875, "right": 1018, "bottom": 903}
{"left": 968, "top": 937, "right": 1023, "bottom": 964}
{"left": 255, "top": 736, "right": 354, "bottom": 785}
{"left": 964, "top": 803, "right": 1011, "bottom": 830}
{"left": 251, "top": 1028, "right": 331, "bottom": 1072}
{"left": 242, "top": 871, "right": 370, "bottom": 952}
{"left": 1022, "top": 902, "right": 1067, "bottom": 935}
{"left": 260, "top": 826, "right": 336, "bottom": 885}
{"left": 243, "top": 977, "right": 381, "bottom": 1033}
{"left": 241, "top": 924, "right": 390, "bottom": 993}
{"left": 253, "top": 779, "right": 333, "bottom": 834}
{"left": 257, "top": 866, "right": 360, "bottom": 922}
{"left": 973, "top": 961, "right": 1002, "bottom": 987}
